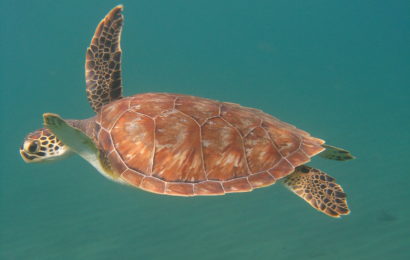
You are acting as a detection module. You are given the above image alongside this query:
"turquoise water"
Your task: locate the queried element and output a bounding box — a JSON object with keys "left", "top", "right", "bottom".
{"left": 1, "top": 0, "right": 409, "bottom": 259}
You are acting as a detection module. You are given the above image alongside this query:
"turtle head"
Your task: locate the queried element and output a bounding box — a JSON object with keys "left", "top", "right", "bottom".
{"left": 20, "top": 128, "right": 71, "bottom": 163}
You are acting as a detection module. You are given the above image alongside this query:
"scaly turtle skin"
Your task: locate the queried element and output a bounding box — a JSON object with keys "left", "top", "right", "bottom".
{"left": 20, "top": 6, "right": 355, "bottom": 218}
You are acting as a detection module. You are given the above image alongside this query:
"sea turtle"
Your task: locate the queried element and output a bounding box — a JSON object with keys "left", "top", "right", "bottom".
{"left": 20, "top": 6, "right": 355, "bottom": 218}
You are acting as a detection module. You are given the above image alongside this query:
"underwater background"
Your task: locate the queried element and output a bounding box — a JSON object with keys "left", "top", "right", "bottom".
{"left": 1, "top": 0, "right": 409, "bottom": 259}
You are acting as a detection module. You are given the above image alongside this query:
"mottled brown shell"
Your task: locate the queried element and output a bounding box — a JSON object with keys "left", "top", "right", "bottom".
{"left": 95, "top": 93, "right": 325, "bottom": 196}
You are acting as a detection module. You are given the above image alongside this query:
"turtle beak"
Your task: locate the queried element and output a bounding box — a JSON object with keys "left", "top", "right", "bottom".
{"left": 19, "top": 145, "right": 37, "bottom": 163}
{"left": 20, "top": 150, "right": 33, "bottom": 163}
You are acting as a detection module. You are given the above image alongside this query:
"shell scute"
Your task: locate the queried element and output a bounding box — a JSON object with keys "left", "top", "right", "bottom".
{"left": 129, "top": 93, "right": 174, "bottom": 118}
{"left": 175, "top": 96, "right": 220, "bottom": 125}
{"left": 247, "top": 171, "right": 276, "bottom": 188}
{"left": 140, "top": 177, "right": 165, "bottom": 194}
{"left": 262, "top": 122, "right": 301, "bottom": 157}
{"left": 98, "top": 129, "right": 114, "bottom": 153}
{"left": 202, "top": 117, "right": 250, "bottom": 180}
{"left": 244, "top": 126, "right": 281, "bottom": 172}
{"left": 121, "top": 169, "right": 144, "bottom": 187}
{"left": 111, "top": 110, "right": 154, "bottom": 174}
{"left": 100, "top": 98, "right": 129, "bottom": 130}
{"left": 223, "top": 178, "right": 253, "bottom": 193}
{"left": 152, "top": 110, "right": 205, "bottom": 182}
{"left": 107, "top": 151, "right": 127, "bottom": 176}
{"left": 301, "top": 140, "right": 325, "bottom": 157}
{"left": 268, "top": 159, "right": 294, "bottom": 179}
{"left": 194, "top": 181, "right": 225, "bottom": 195}
{"left": 165, "top": 183, "right": 194, "bottom": 196}
{"left": 220, "top": 103, "right": 261, "bottom": 136}
{"left": 286, "top": 149, "right": 310, "bottom": 167}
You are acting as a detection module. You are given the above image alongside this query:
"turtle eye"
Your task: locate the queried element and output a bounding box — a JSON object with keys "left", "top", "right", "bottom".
{"left": 28, "top": 140, "right": 40, "bottom": 153}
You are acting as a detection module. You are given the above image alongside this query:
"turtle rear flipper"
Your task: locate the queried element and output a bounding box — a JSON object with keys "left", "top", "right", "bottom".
{"left": 283, "top": 166, "right": 350, "bottom": 218}
{"left": 319, "top": 144, "right": 355, "bottom": 161}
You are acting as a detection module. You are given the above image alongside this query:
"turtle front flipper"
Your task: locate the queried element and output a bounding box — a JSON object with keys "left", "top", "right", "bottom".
{"left": 43, "top": 113, "right": 100, "bottom": 168}
{"left": 319, "top": 144, "right": 355, "bottom": 161}
{"left": 283, "top": 166, "right": 350, "bottom": 218}
{"left": 85, "top": 5, "right": 124, "bottom": 112}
